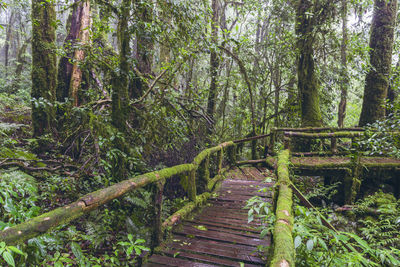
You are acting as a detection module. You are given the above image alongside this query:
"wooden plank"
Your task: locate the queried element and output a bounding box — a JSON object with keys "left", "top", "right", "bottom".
{"left": 186, "top": 219, "right": 259, "bottom": 233}
{"left": 146, "top": 254, "right": 216, "bottom": 267}
{"left": 147, "top": 167, "right": 272, "bottom": 266}
{"left": 167, "top": 238, "right": 265, "bottom": 264}
{"left": 161, "top": 249, "right": 262, "bottom": 267}
{"left": 183, "top": 221, "right": 261, "bottom": 238}
{"left": 173, "top": 225, "right": 267, "bottom": 247}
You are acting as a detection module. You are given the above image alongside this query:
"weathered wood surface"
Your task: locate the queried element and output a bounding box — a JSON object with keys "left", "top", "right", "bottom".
{"left": 292, "top": 156, "right": 400, "bottom": 169}
{"left": 145, "top": 167, "right": 273, "bottom": 266}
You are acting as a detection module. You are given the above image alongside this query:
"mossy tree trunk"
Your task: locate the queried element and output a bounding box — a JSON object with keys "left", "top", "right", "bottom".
{"left": 206, "top": 0, "right": 220, "bottom": 135}
{"left": 111, "top": 0, "right": 131, "bottom": 180}
{"left": 295, "top": 0, "right": 322, "bottom": 128}
{"left": 359, "top": 0, "right": 397, "bottom": 126}
{"left": 111, "top": 0, "right": 130, "bottom": 133}
{"left": 31, "top": 0, "right": 57, "bottom": 136}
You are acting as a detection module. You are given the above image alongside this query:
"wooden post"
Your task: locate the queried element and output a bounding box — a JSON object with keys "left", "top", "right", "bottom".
{"left": 188, "top": 169, "right": 197, "bottom": 202}
{"left": 217, "top": 148, "right": 223, "bottom": 174}
{"left": 251, "top": 139, "right": 257, "bottom": 160}
{"left": 151, "top": 179, "right": 165, "bottom": 250}
{"left": 331, "top": 138, "right": 338, "bottom": 154}
{"left": 198, "top": 155, "right": 210, "bottom": 193}
{"left": 284, "top": 137, "right": 290, "bottom": 149}
{"left": 270, "top": 128, "right": 277, "bottom": 155}
{"left": 227, "top": 144, "right": 237, "bottom": 165}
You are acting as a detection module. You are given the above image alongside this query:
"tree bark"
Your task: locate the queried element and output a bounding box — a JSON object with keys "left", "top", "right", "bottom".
{"left": 338, "top": 0, "right": 348, "bottom": 128}
{"left": 359, "top": 0, "right": 397, "bottom": 126}
{"left": 111, "top": 0, "right": 131, "bottom": 132}
{"left": 57, "top": 0, "right": 91, "bottom": 106}
{"left": 69, "top": 0, "right": 91, "bottom": 106}
{"left": 295, "top": 0, "right": 322, "bottom": 127}
{"left": 3, "top": 11, "right": 14, "bottom": 77}
{"left": 31, "top": 0, "right": 57, "bottom": 136}
{"left": 206, "top": 0, "right": 220, "bottom": 135}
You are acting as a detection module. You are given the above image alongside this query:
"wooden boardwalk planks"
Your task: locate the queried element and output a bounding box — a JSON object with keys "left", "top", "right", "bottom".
{"left": 145, "top": 167, "right": 272, "bottom": 267}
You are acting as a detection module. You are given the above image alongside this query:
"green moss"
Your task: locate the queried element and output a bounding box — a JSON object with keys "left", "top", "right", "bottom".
{"left": 270, "top": 149, "right": 295, "bottom": 267}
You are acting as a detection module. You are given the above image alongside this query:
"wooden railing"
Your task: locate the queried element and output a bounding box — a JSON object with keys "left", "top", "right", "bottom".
{"left": 0, "top": 134, "right": 272, "bottom": 250}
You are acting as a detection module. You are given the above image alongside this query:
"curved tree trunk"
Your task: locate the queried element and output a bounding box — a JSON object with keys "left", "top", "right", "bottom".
{"left": 359, "top": 0, "right": 397, "bottom": 126}
{"left": 31, "top": 0, "right": 57, "bottom": 136}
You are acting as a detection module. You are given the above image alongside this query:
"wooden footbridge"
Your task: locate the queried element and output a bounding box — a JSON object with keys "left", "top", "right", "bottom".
{"left": 1, "top": 127, "right": 400, "bottom": 266}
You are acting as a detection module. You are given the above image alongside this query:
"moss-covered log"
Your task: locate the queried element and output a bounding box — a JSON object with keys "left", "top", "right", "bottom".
{"left": 162, "top": 192, "right": 211, "bottom": 231}
{"left": 270, "top": 149, "right": 295, "bottom": 267}
{"left": 233, "top": 133, "right": 271, "bottom": 144}
{"left": 275, "top": 127, "right": 364, "bottom": 132}
{"left": 236, "top": 159, "right": 266, "bottom": 166}
{"left": 0, "top": 164, "right": 195, "bottom": 245}
{"left": 284, "top": 131, "right": 364, "bottom": 139}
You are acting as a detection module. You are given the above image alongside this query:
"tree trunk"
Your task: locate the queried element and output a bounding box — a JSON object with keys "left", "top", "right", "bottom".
{"left": 3, "top": 11, "right": 14, "bottom": 78}
{"left": 206, "top": 0, "right": 219, "bottom": 135}
{"left": 112, "top": 0, "right": 130, "bottom": 132}
{"left": 295, "top": 0, "right": 322, "bottom": 127}
{"left": 338, "top": 0, "right": 348, "bottom": 128}
{"left": 57, "top": 0, "right": 90, "bottom": 106}
{"left": 31, "top": 0, "right": 57, "bottom": 136}
{"left": 359, "top": 0, "right": 397, "bottom": 126}
{"left": 11, "top": 38, "right": 29, "bottom": 92}
{"left": 69, "top": 0, "right": 91, "bottom": 106}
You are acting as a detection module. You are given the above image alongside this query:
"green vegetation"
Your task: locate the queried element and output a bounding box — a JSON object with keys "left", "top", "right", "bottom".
{"left": 0, "top": 0, "right": 400, "bottom": 265}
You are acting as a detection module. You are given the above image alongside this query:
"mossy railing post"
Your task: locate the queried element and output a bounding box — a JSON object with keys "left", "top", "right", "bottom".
{"left": 251, "top": 139, "right": 257, "bottom": 160}
{"left": 151, "top": 178, "right": 165, "bottom": 250}
{"left": 270, "top": 128, "right": 277, "bottom": 155}
{"left": 188, "top": 169, "right": 197, "bottom": 202}
{"left": 227, "top": 144, "right": 237, "bottom": 165}
{"left": 331, "top": 137, "right": 337, "bottom": 154}
{"left": 270, "top": 149, "right": 295, "bottom": 267}
{"left": 197, "top": 154, "right": 210, "bottom": 193}
{"left": 217, "top": 148, "right": 223, "bottom": 173}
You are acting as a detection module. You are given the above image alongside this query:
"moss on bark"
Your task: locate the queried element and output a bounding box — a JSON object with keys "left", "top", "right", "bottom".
{"left": 31, "top": 0, "right": 57, "bottom": 136}
{"left": 359, "top": 0, "right": 397, "bottom": 126}
{"left": 270, "top": 149, "right": 295, "bottom": 267}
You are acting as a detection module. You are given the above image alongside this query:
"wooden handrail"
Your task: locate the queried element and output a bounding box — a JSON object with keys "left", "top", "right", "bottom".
{"left": 270, "top": 149, "right": 295, "bottom": 267}
{"left": 0, "top": 135, "right": 270, "bottom": 246}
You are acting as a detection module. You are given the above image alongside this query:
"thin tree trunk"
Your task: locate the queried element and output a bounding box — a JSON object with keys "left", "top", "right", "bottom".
{"left": 4, "top": 11, "right": 14, "bottom": 78}
{"left": 57, "top": 0, "right": 91, "bottom": 105}
{"left": 338, "top": 0, "right": 348, "bottom": 128}
{"left": 206, "top": 0, "right": 219, "bottom": 135}
{"left": 69, "top": 0, "right": 91, "bottom": 106}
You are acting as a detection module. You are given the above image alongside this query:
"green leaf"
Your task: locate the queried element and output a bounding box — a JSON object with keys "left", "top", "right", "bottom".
{"left": 306, "top": 239, "right": 314, "bottom": 251}
{"left": 7, "top": 246, "right": 24, "bottom": 256}
{"left": 2, "top": 251, "right": 15, "bottom": 267}
{"left": 294, "top": 236, "right": 302, "bottom": 249}
{"left": 70, "top": 242, "right": 83, "bottom": 261}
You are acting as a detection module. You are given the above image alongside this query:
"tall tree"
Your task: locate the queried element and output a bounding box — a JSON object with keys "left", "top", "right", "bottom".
{"left": 31, "top": 0, "right": 57, "bottom": 136}
{"left": 359, "top": 0, "right": 397, "bottom": 126}
{"left": 111, "top": 0, "right": 130, "bottom": 132}
{"left": 206, "top": 0, "right": 220, "bottom": 135}
{"left": 57, "top": 0, "right": 91, "bottom": 106}
{"left": 337, "top": 0, "right": 348, "bottom": 128}
{"left": 295, "top": 0, "right": 322, "bottom": 127}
